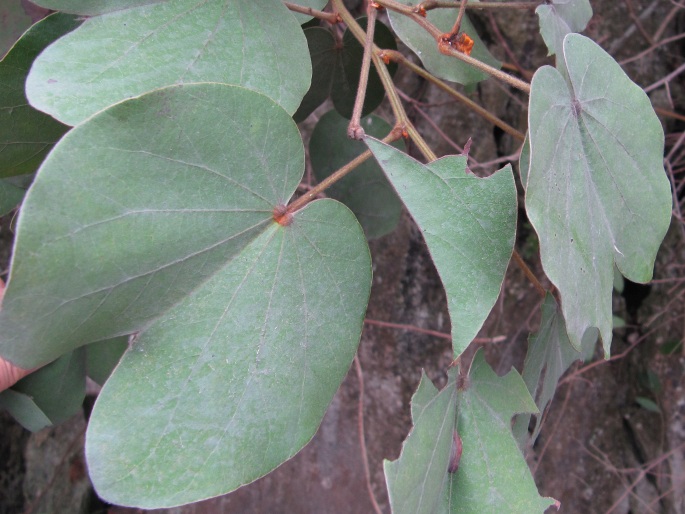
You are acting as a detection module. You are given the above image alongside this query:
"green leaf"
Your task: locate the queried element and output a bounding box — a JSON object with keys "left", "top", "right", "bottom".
{"left": 310, "top": 111, "right": 403, "bottom": 238}
{"left": 26, "top": 0, "right": 311, "bottom": 124}
{"left": 441, "top": 350, "right": 555, "bottom": 513}
{"left": 387, "top": 1, "right": 500, "bottom": 86}
{"left": 0, "top": 176, "right": 28, "bottom": 215}
{"left": 537, "top": 0, "right": 592, "bottom": 57}
{"left": 0, "top": 84, "right": 305, "bottom": 369}
{"left": 0, "top": 12, "right": 78, "bottom": 178}
{"left": 0, "top": 1, "right": 38, "bottom": 58}
{"left": 519, "top": 133, "right": 530, "bottom": 188}
{"left": 385, "top": 370, "right": 458, "bottom": 514}
{"left": 513, "top": 294, "right": 581, "bottom": 446}
{"left": 365, "top": 138, "right": 517, "bottom": 358}
{"left": 85, "top": 336, "right": 128, "bottom": 385}
{"left": 286, "top": 0, "right": 328, "bottom": 24}
{"left": 86, "top": 198, "right": 371, "bottom": 508}
{"left": 27, "top": 0, "right": 162, "bottom": 16}
{"left": 0, "top": 348, "right": 86, "bottom": 431}
{"left": 293, "top": 18, "right": 397, "bottom": 122}
{"left": 635, "top": 396, "right": 660, "bottom": 414}
{"left": 525, "top": 34, "right": 672, "bottom": 356}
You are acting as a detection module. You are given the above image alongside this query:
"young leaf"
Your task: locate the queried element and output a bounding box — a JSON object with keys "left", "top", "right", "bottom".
{"left": 365, "top": 138, "right": 517, "bottom": 358}
{"left": 385, "top": 369, "right": 458, "bottom": 514}
{"left": 0, "top": 84, "right": 305, "bottom": 369}
{"left": 512, "top": 294, "right": 581, "bottom": 446}
{"left": 310, "top": 111, "right": 403, "bottom": 238}
{"left": 86, "top": 198, "right": 371, "bottom": 508}
{"left": 26, "top": 0, "right": 311, "bottom": 125}
{"left": 0, "top": 12, "right": 79, "bottom": 178}
{"left": 525, "top": 34, "right": 672, "bottom": 355}
{"left": 536, "top": 0, "right": 592, "bottom": 57}
{"left": 0, "top": 348, "right": 86, "bottom": 431}
{"left": 387, "top": 1, "right": 500, "bottom": 86}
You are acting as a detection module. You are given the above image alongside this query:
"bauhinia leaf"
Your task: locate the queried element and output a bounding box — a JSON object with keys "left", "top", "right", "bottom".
{"left": 365, "top": 137, "right": 517, "bottom": 358}
{"left": 536, "top": 0, "right": 592, "bottom": 56}
{"left": 387, "top": 1, "right": 500, "bottom": 86}
{"left": 86, "top": 198, "right": 371, "bottom": 508}
{"left": 26, "top": 0, "right": 311, "bottom": 124}
{"left": 0, "top": 84, "right": 305, "bottom": 369}
{"left": 512, "top": 294, "right": 581, "bottom": 446}
{"left": 384, "top": 370, "right": 458, "bottom": 514}
{"left": 310, "top": 110, "right": 403, "bottom": 239}
{"left": 441, "top": 350, "right": 555, "bottom": 513}
{"left": 0, "top": 12, "right": 79, "bottom": 178}
{"left": 525, "top": 34, "right": 672, "bottom": 355}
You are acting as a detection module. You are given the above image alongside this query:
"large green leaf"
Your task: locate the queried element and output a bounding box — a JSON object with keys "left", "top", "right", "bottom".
{"left": 0, "top": 348, "right": 86, "bottom": 431}
{"left": 27, "top": 0, "right": 163, "bottom": 16}
{"left": 537, "top": 0, "right": 592, "bottom": 56}
{"left": 365, "top": 138, "right": 517, "bottom": 357}
{"left": 512, "top": 294, "right": 581, "bottom": 447}
{"left": 385, "top": 370, "right": 458, "bottom": 514}
{"left": 387, "top": 1, "right": 500, "bottom": 86}
{"left": 310, "top": 111, "right": 403, "bottom": 238}
{"left": 26, "top": 0, "right": 311, "bottom": 125}
{"left": 439, "top": 351, "right": 555, "bottom": 513}
{"left": 525, "top": 34, "right": 672, "bottom": 355}
{"left": 293, "top": 18, "right": 397, "bottom": 122}
{"left": 0, "top": 12, "right": 79, "bottom": 178}
{"left": 0, "top": 84, "right": 305, "bottom": 369}
{"left": 86, "top": 198, "right": 371, "bottom": 508}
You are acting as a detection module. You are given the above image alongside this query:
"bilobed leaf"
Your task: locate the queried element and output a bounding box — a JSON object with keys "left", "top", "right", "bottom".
{"left": 512, "top": 294, "right": 581, "bottom": 446}
{"left": 310, "top": 111, "right": 403, "bottom": 238}
{"left": 537, "top": 0, "right": 592, "bottom": 56}
{"left": 0, "top": 348, "right": 86, "bottom": 431}
{"left": 0, "top": 12, "right": 79, "bottom": 178}
{"left": 0, "top": 84, "right": 305, "bottom": 369}
{"left": 85, "top": 336, "right": 128, "bottom": 385}
{"left": 86, "top": 198, "right": 371, "bottom": 508}
{"left": 26, "top": 0, "right": 311, "bottom": 124}
{"left": 387, "top": 1, "right": 500, "bottom": 85}
{"left": 365, "top": 138, "right": 517, "bottom": 358}
{"left": 286, "top": 0, "right": 328, "bottom": 24}
{"left": 441, "top": 350, "right": 555, "bottom": 513}
{"left": 525, "top": 34, "right": 672, "bottom": 355}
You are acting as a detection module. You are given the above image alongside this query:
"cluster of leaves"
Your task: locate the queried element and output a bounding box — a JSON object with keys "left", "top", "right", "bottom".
{"left": 0, "top": 0, "right": 672, "bottom": 511}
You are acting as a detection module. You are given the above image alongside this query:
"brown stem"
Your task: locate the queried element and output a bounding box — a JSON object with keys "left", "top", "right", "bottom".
{"left": 420, "top": 1, "right": 539, "bottom": 10}
{"left": 449, "top": 0, "right": 468, "bottom": 36}
{"left": 364, "top": 318, "right": 507, "bottom": 343}
{"left": 283, "top": 1, "right": 340, "bottom": 23}
{"left": 348, "top": 5, "right": 378, "bottom": 140}
{"left": 512, "top": 250, "right": 546, "bottom": 298}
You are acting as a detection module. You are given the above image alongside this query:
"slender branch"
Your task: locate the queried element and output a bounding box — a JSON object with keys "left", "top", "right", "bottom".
{"left": 384, "top": 50, "right": 525, "bottom": 141}
{"left": 283, "top": 1, "right": 340, "bottom": 23}
{"left": 353, "top": 356, "right": 383, "bottom": 514}
{"left": 512, "top": 250, "right": 546, "bottom": 298}
{"left": 449, "top": 0, "right": 468, "bottom": 36}
{"left": 406, "top": 121, "right": 438, "bottom": 161}
{"left": 348, "top": 5, "right": 378, "bottom": 139}
{"left": 420, "top": 1, "right": 539, "bottom": 10}
{"left": 364, "top": 318, "right": 507, "bottom": 343}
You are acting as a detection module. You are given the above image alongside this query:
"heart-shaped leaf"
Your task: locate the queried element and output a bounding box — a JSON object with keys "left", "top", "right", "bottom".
{"left": 0, "top": 84, "right": 306, "bottom": 369}
{"left": 512, "top": 294, "right": 581, "bottom": 447}
{"left": 86, "top": 197, "right": 371, "bottom": 508}
{"left": 387, "top": 1, "right": 500, "bottom": 86}
{"left": 26, "top": 0, "right": 311, "bottom": 125}
{"left": 0, "top": 12, "right": 79, "bottom": 178}
{"left": 365, "top": 138, "right": 517, "bottom": 357}
{"left": 440, "top": 350, "right": 555, "bottom": 513}
{"left": 525, "top": 34, "right": 672, "bottom": 355}
{"left": 310, "top": 110, "right": 403, "bottom": 238}
{"left": 537, "top": 0, "right": 592, "bottom": 56}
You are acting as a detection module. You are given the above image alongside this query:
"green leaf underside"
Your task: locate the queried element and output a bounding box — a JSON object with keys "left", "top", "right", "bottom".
{"left": 0, "top": 84, "right": 304, "bottom": 369}
{"left": 0, "top": 177, "right": 27, "bottom": 216}
{"left": 0, "top": 13, "right": 78, "bottom": 178}
{"left": 440, "top": 351, "right": 554, "bottom": 513}
{"left": 287, "top": 0, "right": 328, "bottom": 24}
{"left": 387, "top": 1, "right": 500, "bottom": 86}
{"left": 310, "top": 111, "right": 403, "bottom": 238}
{"left": 86, "top": 198, "right": 371, "bottom": 508}
{"left": 26, "top": 0, "right": 311, "bottom": 125}
{"left": 365, "top": 138, "right": 517, "bottom": 358}
{"left": 293, "top": 19, "right": 397, "bottom": 122}
{"left": 537, "top": 0, "right": 592, "bottom": 57}
{"left": 0, "top": 348, "right": 86, "bottom": 431}
{"left": 385, "top": 369, "right": 458, "bottom": 514}
{"left": 525, "top": 34, "right": 672, "bottom": 355}
{"left": 512, "top": 294, "right": 581, "bottom": 446}
{"left": 85, "top": 336, "right": 129, "bottom": 385}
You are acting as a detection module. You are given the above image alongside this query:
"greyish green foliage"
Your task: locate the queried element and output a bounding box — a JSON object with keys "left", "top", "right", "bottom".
{"left": 536, "top": 0, "right": 592, "bottom": 56}
{"left": 526, "top": 34, "right": 672, "bottom": 355}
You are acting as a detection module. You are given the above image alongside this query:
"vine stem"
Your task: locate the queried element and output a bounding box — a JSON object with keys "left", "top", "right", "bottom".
{"left": 348, "top": 4, "right": 378, "bottom": 139}
{"left": 364, "top": 318, "right": 507, "bottom": 343}
{"left": 283, "top": 1, "right": 341, "bottom": 23}
{"left": 512, "top": 250, "right": 546, "bottom": 298}
{"left": 449, "top": 0, "right": 468, "bottom": 36}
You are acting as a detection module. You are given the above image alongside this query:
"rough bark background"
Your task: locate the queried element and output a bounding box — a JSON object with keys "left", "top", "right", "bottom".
{"left": 1, "top": 1, "right": 684, "bottom": 513}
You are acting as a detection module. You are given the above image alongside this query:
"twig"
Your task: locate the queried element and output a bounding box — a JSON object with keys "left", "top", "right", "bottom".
{"left": 512, "top": 250, "right": 546, "bottom": 298}
{"left": 364, "top": 318, "right": 506, "bottom": 343}
{"left": 644, "top": 62, "right": 685, "bottom": 93}
{"left": 420, "top": 1, "right": 538, "bottom": 10}
{"left": 449, "top": 0, "right": 468, "bottom": 36}
{"left": 283, "top": 1, "right": 340, "bottom": 24}
{"left": 348, "top": 5, "right": 378, "bottom": 140}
